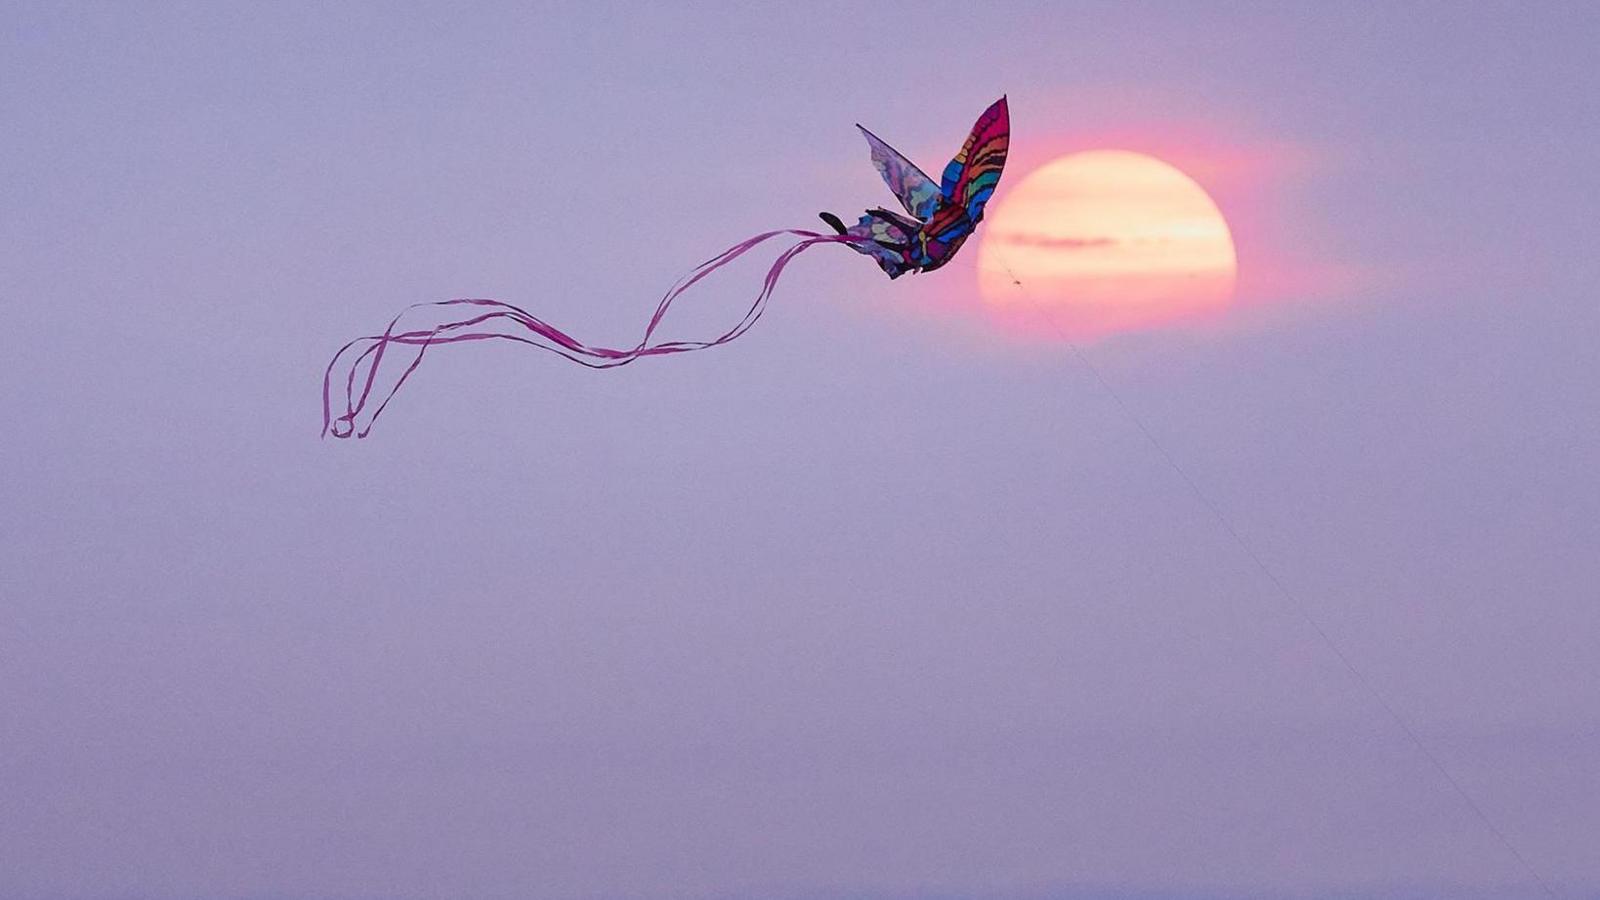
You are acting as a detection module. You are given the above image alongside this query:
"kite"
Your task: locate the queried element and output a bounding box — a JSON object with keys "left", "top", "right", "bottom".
{"left": 322, "top": 96, "right": 1009, "bottom": 438}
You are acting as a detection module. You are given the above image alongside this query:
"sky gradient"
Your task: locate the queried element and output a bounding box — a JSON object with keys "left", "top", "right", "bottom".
{"left": 3, "top": 2, "right": 1597, "bottom": 898}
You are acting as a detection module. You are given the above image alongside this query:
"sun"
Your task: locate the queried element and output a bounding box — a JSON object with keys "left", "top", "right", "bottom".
{"left": 976, "top": 150, "right": 1238, "bottom": 340}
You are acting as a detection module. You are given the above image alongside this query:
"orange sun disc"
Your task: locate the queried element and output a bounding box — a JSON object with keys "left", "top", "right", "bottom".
{"left": 976, "top": 150, "right": 1238, "bottom": 341}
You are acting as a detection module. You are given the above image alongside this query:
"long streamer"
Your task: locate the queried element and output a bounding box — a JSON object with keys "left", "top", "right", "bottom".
{"left": 321, "top": 229, "right": 867, "bottom": 439}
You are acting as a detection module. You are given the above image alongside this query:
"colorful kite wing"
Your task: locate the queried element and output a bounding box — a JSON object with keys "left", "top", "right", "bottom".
{"left": 858, "top": 125, "right": 942, "bottom": 220}
{"left": 939, "top": 96, "right": 1010, "bottom": 223}
{"left": 851, "top": 207, "right": 920, "bottom": 278}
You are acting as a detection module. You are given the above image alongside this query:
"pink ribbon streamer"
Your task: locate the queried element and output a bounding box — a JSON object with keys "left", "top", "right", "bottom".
{"left": 322, "top": 229, "right": 867, "bottom": 439}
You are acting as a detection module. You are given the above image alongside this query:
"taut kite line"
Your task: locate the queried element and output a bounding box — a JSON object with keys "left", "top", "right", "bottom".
{"left": 322, "top": 97, "right": 1008, "bottom": 438}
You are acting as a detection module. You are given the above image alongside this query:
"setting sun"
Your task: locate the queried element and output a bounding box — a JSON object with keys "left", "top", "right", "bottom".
{"left": 976, "top": 150, "right": 1238, "bottom": 340}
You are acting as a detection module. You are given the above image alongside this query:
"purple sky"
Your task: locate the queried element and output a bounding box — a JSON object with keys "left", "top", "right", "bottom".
{"left": 3, "top": 3, "right": 1597, "bottom": 898}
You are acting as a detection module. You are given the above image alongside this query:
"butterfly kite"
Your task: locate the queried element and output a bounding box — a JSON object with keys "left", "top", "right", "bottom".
{"left": 323, "top": 96, "right": 1009, "bottom": 438}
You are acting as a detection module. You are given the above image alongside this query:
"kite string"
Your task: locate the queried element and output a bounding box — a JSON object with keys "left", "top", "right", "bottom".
{"left": 322, "top": 229, "right": 867, "bottom": 439}
{"left": 986, "top": 255, "right": 1559, "bottom": 899}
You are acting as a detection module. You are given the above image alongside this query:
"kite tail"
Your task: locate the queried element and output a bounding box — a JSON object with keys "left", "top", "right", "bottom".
{"left": 321, "top": 229, "right": 869, "bottom": 439}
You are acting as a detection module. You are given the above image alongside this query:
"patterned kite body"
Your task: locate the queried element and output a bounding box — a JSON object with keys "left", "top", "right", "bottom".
{"left": 322, "top": 98, "right": 1011, "bottom": 438}
{"left": 828, "top": 96, "right": 1010, "bottom": 279}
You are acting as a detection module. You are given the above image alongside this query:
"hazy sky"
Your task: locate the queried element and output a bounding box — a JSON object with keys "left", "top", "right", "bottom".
{"left": 3, "top": 2, "right": 1597, "bottom": 898}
